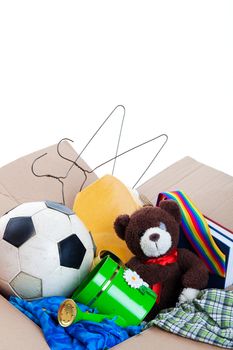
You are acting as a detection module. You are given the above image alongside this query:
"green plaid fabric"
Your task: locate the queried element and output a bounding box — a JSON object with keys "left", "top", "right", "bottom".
{"left": 147, "top": 289, "right": 233, "bottom": 348}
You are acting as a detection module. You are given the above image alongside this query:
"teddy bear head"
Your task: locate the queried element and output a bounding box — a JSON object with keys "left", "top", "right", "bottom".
{"left": 114, "top": 200, "right": 181, "bottom": 259}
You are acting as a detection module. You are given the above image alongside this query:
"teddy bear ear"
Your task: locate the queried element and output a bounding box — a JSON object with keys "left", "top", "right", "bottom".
{"left": 114, "top": 214, "right": 130, "bottom": 240}
{"left": 159, "top": 200, "right": 181, "bottom": 223}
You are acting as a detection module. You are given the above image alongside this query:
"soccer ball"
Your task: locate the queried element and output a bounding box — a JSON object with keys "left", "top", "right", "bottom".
{"left": 0, "top": 201, "right": 95, "bottom": 299}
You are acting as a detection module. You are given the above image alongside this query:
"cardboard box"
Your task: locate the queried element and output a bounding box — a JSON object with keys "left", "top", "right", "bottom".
{"left": 111, "top": 326, "right": 217, "bottom": 350}
{"left": 0, "top": 295, "right": 48, "bottom": 350}
{"left": 0, "top": 148, "right": 232, "bottom": 349}
{"left": 137, "top": 156, "right": 233, "bottom": 230}
{"left": 0, "top": 141, "right": 97, "bottom": 217}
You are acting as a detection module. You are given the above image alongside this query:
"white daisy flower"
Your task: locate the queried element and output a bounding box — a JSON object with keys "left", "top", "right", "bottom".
{"left": 123, "top": 269, "right": 149, "bottom": 289}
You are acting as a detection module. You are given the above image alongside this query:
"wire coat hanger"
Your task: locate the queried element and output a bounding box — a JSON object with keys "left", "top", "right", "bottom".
{"left": 31, "top": 105, "right": 168, "bottom": 204}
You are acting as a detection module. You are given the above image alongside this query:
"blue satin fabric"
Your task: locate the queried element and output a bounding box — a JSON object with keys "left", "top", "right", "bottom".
{"left": 10, "top": 296, "right": 142, "bottom": 350}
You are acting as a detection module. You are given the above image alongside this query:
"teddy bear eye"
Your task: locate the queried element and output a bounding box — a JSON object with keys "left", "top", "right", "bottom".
{"left": 138, "top": 231, "right": 145, "bottom": 237}
{"left": 159, "top": 222, "right": 166, "bottom": 231}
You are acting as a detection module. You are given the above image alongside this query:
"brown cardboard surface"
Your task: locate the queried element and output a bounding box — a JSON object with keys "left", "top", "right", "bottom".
{"left": 112, "top": 327, "right": 223, "bottom": 350}
{"left": 0, "top": 141, "right": 97, "bottom": 216}
{"left": 137, "top": 156, "right": 233, "bottom": 230}
{"left": 0, "top": 295, "right": 49, "bottom": 350}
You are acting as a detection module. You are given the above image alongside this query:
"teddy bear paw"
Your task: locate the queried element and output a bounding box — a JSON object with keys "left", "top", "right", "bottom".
{"left": 178, "top": 288, "right": 200, "bottom": 304}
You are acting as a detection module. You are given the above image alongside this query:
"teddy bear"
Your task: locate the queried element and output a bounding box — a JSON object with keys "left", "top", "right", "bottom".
{"left": 114, "top": 200, "right": 209, "bottom": 319}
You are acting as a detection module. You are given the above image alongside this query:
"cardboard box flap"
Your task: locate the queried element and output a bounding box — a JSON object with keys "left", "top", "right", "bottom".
{"left": 138, "top": 156, "right": 203, "bottom": 192}
{"left": 0, "top": 295, "right": 49, "bottom": 350}
{"left": 0, "top": 142, "right": 97, "bottom": 216}
{"left": 0, "top": 182, "right": 18, "bottom": 215}
{"left": 138, "top": 156, "right": 233, "bottom": 230}
{"left": 112, "top": 327, "right": 222, "bottom": 350}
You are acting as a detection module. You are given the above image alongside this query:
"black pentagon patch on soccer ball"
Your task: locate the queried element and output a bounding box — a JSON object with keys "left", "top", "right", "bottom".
{"left": 3, "top": 217, "right": 35, "bottom": 247}
{"left": 45, "top": 201, "right": 74, "bottom": 215}
{"left": 58, "top": 234, "right": 86, "bottom": 269}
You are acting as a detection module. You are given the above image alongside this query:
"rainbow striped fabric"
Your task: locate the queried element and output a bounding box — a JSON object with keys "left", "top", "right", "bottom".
{"left": 157, "top": 190, "right": 226, "bottom": 278}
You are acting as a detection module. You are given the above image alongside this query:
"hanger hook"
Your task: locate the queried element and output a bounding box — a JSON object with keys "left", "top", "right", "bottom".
{"left": 31, "top": 152, "right": 66, "bottom": 204}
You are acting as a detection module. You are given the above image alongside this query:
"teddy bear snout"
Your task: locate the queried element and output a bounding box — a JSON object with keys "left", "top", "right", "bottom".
{"left": 149, "top": 233, "right": 160, "bottom": 242}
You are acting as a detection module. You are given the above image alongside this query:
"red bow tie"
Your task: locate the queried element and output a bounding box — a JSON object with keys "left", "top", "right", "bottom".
{"left": 145, "top": 248, "right": 178, "bottom": 266}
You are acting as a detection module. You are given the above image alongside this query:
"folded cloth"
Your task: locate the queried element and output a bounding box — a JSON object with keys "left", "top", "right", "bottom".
{"left": 10, "top": 296, "right": 142, "bottom": 350}
{"left": 147, "top": 289, "right": 233, "bottom": 348}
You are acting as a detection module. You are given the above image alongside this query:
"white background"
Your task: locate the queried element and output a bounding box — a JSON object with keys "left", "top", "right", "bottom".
{"left": 0, "top": 1, "right": 232, "bottom": 188}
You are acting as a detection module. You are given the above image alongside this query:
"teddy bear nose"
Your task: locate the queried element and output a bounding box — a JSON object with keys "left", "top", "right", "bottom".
{"left": 149, "top": 233, "right": 160, "bottom": 242}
